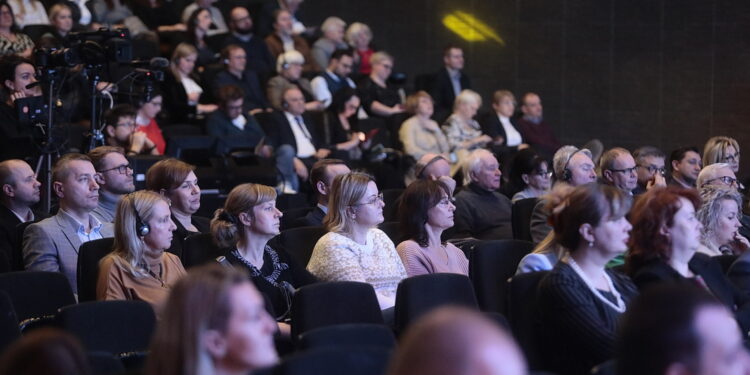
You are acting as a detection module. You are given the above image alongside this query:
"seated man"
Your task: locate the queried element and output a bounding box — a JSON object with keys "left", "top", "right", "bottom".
{"left": 221, "top": 7, "right": 275, "bottom": 81}
{"left": 530, "top": 146, "right": 597, "bottom": 243}
{"left": 103, "top": 104, "right": 159, "bottom": 156}
{"left": 515, "top": 92, "right": 562, "bottom": 160}
{"left": 413, "top": 153, "right": 456, "bottom": 194}
{"left": 267, "top": 87, "right": 331, "bottom": 193}
{"left": 293, "top": 158, "right": 350, "bottom": 228}
{"left": 668, "top": 146, "right": 702, "bottom": 188}
{"left": 451, "top": 149, "right": 512, "bottom": 240}
{"left": 599, "top": 147, "right": 638, "bottom": 195}
{"left": 632, "top": 146, "right": 666, "bottom": 195}
{"left": 87, "top": 146, "right": 135, "bottom": 223}
{"left": 206, "top": 84, "right": 271, "bottom": 156}
{"left": 0, "top": 159, "right": 46, "bottom": 270}
{"left": 213, "top": 45, "right": 270, "bottom": 114}
{"left": 264, "top": 9, "right": 317, "bottom": 73}
{"left": 23, "top": 153, "right": 114, "bottom": 293}
{"left": 310, "top": 48, "right": 356, "bottom": 108}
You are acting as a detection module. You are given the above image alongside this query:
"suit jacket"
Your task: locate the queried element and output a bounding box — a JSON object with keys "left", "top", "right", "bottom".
{"left": 206, "top": 111, "right": 266, "bottom": 154}
{"left": 22, "top": 211, "right": 114, "bottom": 293}
{"left": 478, "top": 112, "right": 523, "bottom": 145}
{"left": 292, "top": 206, "right": 325, "bottom": 228}
{"left": 430, "top": 68, "right": 470, "bottom": 113}
{"left": 267, "top": 111, "right": 324, "bottom": 154}
{"left": 0, "top": 204, "right": 48, "bottom": 271}
{"left": 266, "top": 76, "right": 314, "bottom": 111}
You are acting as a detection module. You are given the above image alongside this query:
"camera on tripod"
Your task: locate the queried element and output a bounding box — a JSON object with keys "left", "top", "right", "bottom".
{"left": 35, "top": 28, "right": 132, "bottom": 68}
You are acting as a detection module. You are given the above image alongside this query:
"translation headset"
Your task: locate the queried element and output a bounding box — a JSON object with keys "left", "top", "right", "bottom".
{"left": 561, "top": 149, "right": 584, "bottom": 182}
{"left": 131, "top": 195, "right": 150, "bottom": 237}
{"left": 416, "top": 155, "right": 447, "bottom": 179}
{"left": 280, "top": 54, "right": 290, "bottom": 70}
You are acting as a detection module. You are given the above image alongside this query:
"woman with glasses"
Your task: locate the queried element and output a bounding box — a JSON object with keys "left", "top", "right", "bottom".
{"left": 396, "top": 179, "right": 467, "bottom": 277}
{"left": 357, "top": 51, "right": 404, "bottom": 118}
{"left": 146, "top": 158, "right": 210, "bottom": 258}
{"left": 307, "top": 172, "right": 407, "bottom": 310}
{"left": 703, "top": 136, "right": 741, "bottom": 174}
{"left": 506, "top": 148, "right": 551, "bottom": 202}
{"left": 135, "top": 92, "right": 166, "bottom": 155}
{"left": 696, "top": 185, "right": 749, "bottom": 256}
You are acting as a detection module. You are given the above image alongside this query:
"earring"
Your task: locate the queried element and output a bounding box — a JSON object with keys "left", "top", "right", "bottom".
{"left": 588, "top": 241, "right": 593, "bottom": 247}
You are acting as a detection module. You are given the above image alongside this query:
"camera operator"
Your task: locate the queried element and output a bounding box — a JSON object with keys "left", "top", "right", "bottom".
{"left": 0, "top": 55, "right": 41, "bottom": 159}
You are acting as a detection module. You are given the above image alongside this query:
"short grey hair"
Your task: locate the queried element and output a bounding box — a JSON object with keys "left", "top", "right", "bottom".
{"left": 345, "top": 22, "right": 372, "bottom": 46}
{"left": 321, "top": 16, "right": 345, "bottom": 34}
{"left": 696, "top": 163, "right": 732, "bottom": 188}
{"left": 552, "top": 146, "right": 592, "bottom": 181}
{"left": 276, "top": 50, "right": 304, "bottom": 73}
{"left": 697, "top": 184, "right": 743, "bottom": 251}
{"left": 462, "top": 149, "right": 495, "bottom": 186}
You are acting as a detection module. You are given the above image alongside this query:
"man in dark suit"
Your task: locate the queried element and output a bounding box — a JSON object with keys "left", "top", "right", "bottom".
{"left": 0, "top": 159, "right": 47, "bottom": 271}
{"left": 221, "top": 7, "right": 275, "bottom": 81}
{"left": 214, "top": 45, "right": 271, "bottom": 114}
{"left": 430, "top": 45, "right": 471, "bottom": 122}
{"left": 207, "top": 84, "right": 271, "bottom": 155}
{"left": 268, "top": 87, "right": 331, "bottom": 193}
{"left": 23, "top": 153, "right": 114, "bottom": 293}
{"left": 293, "top": 159, "right": 350, "bottom": 228}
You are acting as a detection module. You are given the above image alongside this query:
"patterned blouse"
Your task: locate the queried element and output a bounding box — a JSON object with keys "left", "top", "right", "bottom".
{"left": 441, "top": 113, "right": 484, "bottom": 151}
{"left": 0, "top": 33, "right": 33, "bottom": 56}
{"left": 307, "top": 229, "right": 407, "bottom": 307}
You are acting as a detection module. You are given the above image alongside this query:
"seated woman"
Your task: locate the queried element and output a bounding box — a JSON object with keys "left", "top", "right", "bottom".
{"left": 696, "top": 185, "right": 749, "bottom": 256}
{"left": 537, "top": 183, "right": 636, "bottom": 375}
{"left": 399, "top": 91, "right": 450, "bottom": 162}
{"left": 134, "top": 91, "right": 166, "bottom": 155}
{"left": 162, "top": 43, "right": 218, "bottom": 124}
{"left": 97, "top": 190, "right": 185, "bottom": 316}
{"left": 311, "top": 16, "right": 347, "bottom": 70}
{"left": 627, "top": 186, "right": 750, "bottom": 333}
{"left": 703, "top": 135, "right": 741, "bottom": 175}
{"left": 396, "top": 179, "right": 467, "bottom": 277}
{"left": 325, "top": 88, "right": 365, "bottom": 161}
{"left": 507, "top": 148, "right": 551, "bottom": 202}
{"left": 441, "top": 90, "right": 492, "bottom": 165}
{"left": 267, "top": 50, "right": 322, "bottom": 111}
{"left": 0, "top": 2, "right": 33, "bottom": 57}
{"left": 211, "top": 183, "right": 316, "bottom": 331}
{"left": 345, "top": 22, "right": 374, "bottom": 79}
{"left": 144, "top": 264, "right": 278, "bottom": 375}
{"left": 7, "top": 0, "right": 47, "bottom": 29}
{"left": 307, "top": 172, "right": 407, "bottom": 310}
{"left": 0, "top": 55, "right": 41, "bottom": 159}
{"left": 38, "top": 3, "right": 72, "bottom": 49}
{"left": 146, "top": 158, "right": 210, "bottom": 257}
{"left": 184, "top": 7, "right": 216, "bottom": 69}
{"left": 357, "top": 51, "right": 404, "bottom": 118}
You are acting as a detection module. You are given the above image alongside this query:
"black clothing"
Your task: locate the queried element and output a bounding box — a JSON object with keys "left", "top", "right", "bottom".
{"left": 167, "top": 215, "right": 210, "bottom": 259}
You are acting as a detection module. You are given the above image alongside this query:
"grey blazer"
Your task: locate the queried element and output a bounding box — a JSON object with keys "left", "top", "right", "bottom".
{"left": 22, "top": 211, "right": 114, "bottom": 293}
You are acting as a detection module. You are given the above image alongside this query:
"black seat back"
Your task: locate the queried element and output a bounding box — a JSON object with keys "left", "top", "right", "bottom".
{"left": 182, "top": 233, "right": 224, "bottom": 269}
{"left": 77, "top": 238, "right": 115, "bottom": 302}
{"left": 0, "top": 271, "right": 75, "bottom": 323}
{"left": 297, "top": 323, "right": 396, "bottom": 351}
{"left": 394, "top": 273, "right": 478, "bottom": 334}
{"left": 512, "top": 198, "right": 538, "bottom": 241}
{"left": 507, "top": 271, "right": 549, "bottom": 370}
{"left": 469, "top": 239, "right": 534, "bottom": 314}
{"left": 0, "top": 291, "right": 20, "bottom": 352}
{"left": 272, "top": 226, "right": 327, "bottom": 267}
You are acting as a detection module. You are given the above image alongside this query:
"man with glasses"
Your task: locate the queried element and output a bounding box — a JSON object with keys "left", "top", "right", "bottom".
{"left": 220, "top": 7, "right": 274, "bottom": 80}
{"left": 103, "top": 104, "right": 159, "bottom": 156}
{"left": 600, "top": 147, "right": 638, "bottom": 195}
{"left": 310, "top": 49, "right": 356, "bottom": 108}
{"left": 87, "top": 146, "right": 136, "bottom": 223}
{"left": 632, "top": 146, "right": 667, "bottom": 195}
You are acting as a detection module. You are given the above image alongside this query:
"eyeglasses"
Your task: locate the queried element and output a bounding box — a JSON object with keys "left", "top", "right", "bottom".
{"left": 705, "top": 176, "right": 737, "bottom": 186}
{"left": 609, "top": 166, "right": 638, "bottom": 175}
{"left": 115, "top": 120, "right": 135, "bottom": 128}
{"left": 534, "top": 171, "right": 553, "bottom": 178}
{"left": 638, "top": 164, "right": 666, "bottom": 175}
{"left": 723, "top": 152, "right": 741, "bottom": 163}
{"left": 351, "top": 192, "right": 384, "bottom": 206}
{"left": 99, "top": 164, "right": 131, "bottom": 175}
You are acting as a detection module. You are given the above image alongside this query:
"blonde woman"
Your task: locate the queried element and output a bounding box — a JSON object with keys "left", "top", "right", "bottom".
{"left": 307, "top": 172, "right": 407, "bottom": 310}
{"left": 441, "top": 89, "right": 492, "bottom": 165}
{"left": 696, "top": 184, "right": 750, "bottom": 256}
{"left": 97, "top": 191, "right": 185, "bottom": 316}
{"left": 703, "top": 136, "right": 741, "bottom": 174}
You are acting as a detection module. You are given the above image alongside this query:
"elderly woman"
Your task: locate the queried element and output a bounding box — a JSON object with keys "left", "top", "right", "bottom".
{"left": 345, "top": 22, "right": 374, "bottom": 77}
{"left": 357, "top": 51, "right": 404, "bottom": 118}
{"left": 537, "top": 183, "right": 636, "bottom": 375}
{"left": 211, "top": 183, "right": 316, "bottom": 331}
{"left": 399, "top": 91, "right": 450, "bottom": 162}
{"left": 0, "top": 1, "right": 33, "bottom": 57}
{"left": 307, "top": 172, "right": 407, "bottom": 310}
{"left": 396, "top": 179, "right": 467, "bottom": 276}
{"left": 97, "top": 191, "right": 185, "bottom": 316}
{"left": 162, "top": 43, "right": 218, "bottom": 123}
{"left": 441, "top": 89, "right": 492, "bottom": 164}
{"left": 311, "top": 16, "right": 347, "bottom": 70}
{"left": 146, "top": 158, "right": 210, "bottom": 257}
{"left": 627, "top": 186, "right": 750, "bottom": 333}
{"left": 145, "top": 264, "right": 278, "bottom": 375}
{"left": 508, "top": 148, "right": 551, "bottom": 202}
{"left": 696, "top": 185, "right": 750, "bottom": 256}
{"left": 267, "top": 50, "right": 322, "bottom": 111}
{"left": 703, "top": 136, "right": 740, "bottom": 174}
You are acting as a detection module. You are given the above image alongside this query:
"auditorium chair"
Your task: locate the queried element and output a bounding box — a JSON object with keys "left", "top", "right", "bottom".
{"left": 394, "top": 273, "right": 479, "bottom": 335}
{"left": 469, "top": 239, "right": 535, "bottom": 314}
{"left": 270, "top": 226, "right": 327, "bottom": 267}
{"left": 87, "top": 351, "right": 126, "bottom": 375}
{"left": 181, "top": 232, "right": 224, "bottom": 268}
{"left": 77, "top": 238, "right": 115, "bottom": 302}
{"left": 511, "top": 197, "right": 538, "bottom": 241}
{"left": 0, "top": 291, "right": 20, "bottom": 353}
{"left": 0, "top": 271, "right": 75, "bottom": 332}
{"left": 269, "top": 347, "right": 392, "bottom": 375}
{"left": 280, "top": 206, "right": 314, "bottom": 230}
{"left": 381, "top": 188, "right": 403, "bottom": 222}
{"left": 507, "top": 271, "right": 549, "bottom": 371}
{"left": 297, "top": 323, "right": 396, "bottom": 351}
{"left": 377, "top": 221, "right": 401, "bottom": 244}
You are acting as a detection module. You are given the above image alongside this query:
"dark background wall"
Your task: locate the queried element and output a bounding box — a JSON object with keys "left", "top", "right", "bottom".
{"left": 300, "top": 0, "right": 750, "bottom": 176}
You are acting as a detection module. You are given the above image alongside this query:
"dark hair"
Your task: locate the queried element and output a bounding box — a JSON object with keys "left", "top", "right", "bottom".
{"left": 330, "top": 48, "right": 353, "bottom": 62}
{"left": 506, "top": 148, "right": 547, "bottom": 197}
{"left": 398, "top": 179, "right": 451, "bottom": 247}
{"left": 633, "top": 146, "right": 666, "bottom": 163}
{"left": 104, "top": 103, "right": 137, "bottom": 128}
{"left": 0, "top": 2, "right": 19, "bottom": 33}
{"left": 669, "top": 146, "right": 700, "bottom": 167}
{"left": 330, "top": 87, "right": 359, "bottom": 115}
{"left": 220, "top": 44, "right": 243, "bottom": 61}
{"left": 272, "top": 9, "right": 289, "bottom": 25}
{"left": 617, "top": 284, "right": 723, "bottom": 375}
{"left": 442, "top": 44, "right": 461, "bottom": 57}
{"left": 87, "top": 146, "right": 125, "bottom": 172}
{"left": 0, "top": 55, "right": 33, "bottom": 97}
{"left": 0, "top": 328, "right": 90, "bottom": 375}
{"left": 186, "top": 7, "right": 210, "bottom": 45}
{"left": 216, "top": 84, "right": 244, "bottom": 107}
{"left": 626, "top": 186, "right": 701, "bottom": 274}
{"left": 309, "top": 158, "right": 346, "bottom": 190}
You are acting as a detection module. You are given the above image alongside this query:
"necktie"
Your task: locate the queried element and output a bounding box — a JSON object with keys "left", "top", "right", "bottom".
{"left": 295, "top": 116, "right": 312, "bottom": 140}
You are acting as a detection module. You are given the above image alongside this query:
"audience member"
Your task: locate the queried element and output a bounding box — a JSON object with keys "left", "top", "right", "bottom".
{"left": 345, "top": 22, "right": 374, "bottom": 77}
{"left": 38, "top": 3, "right": 73, "bottom": 49}
{"left": 134, "top": 92, "right": 166, "bottom": 155}
{"left": 162, "top": 43, "right": 217, "bottom": 123}
{"left": 221, "top": 7, "right": 274, "bottom": 80}
{"left": 87, "top": 146, "right": 135, "bottom": 223}
{"left": 703, "top": 135, "right": 740, "bottom": 175}
{"left": 128, "top": 0, "right": 183, "bottom": 33}
{"left": 146, "top": 158, "right": 210, "bottom": 257}
{"left": 256, "top": 0, "right": 306, "bottom": 37}
{"left": 97, "top": 190, "right": 184, "bottom": 316}
{"left": 294, "top": 159, "right": 350, "bottom": 228}
{"left": 668, "top": 146, "right": 701, "bottom": 188}
{"left": 0, "top": 56, "right": 40, "bottom": 154}
{"left": 358, "top": 51, "right": 404, "bottom": 118}
{"left": 399, "top": 91, "right": 450, "bottom": 162}
{"left": 311, "top": 16, "right": 347, "bottom": 70}
{"left": 431, "top": 45, "right": 470, "bottom": 122}
{"left": 451, "top": 149, "right": 512, "bottom": 240}
{"left": 311, "top": 48, "right": 356, "bottom": 108}
{"left": 211, "top": 183, "right": 316, "bottom": 332}
{"left": 627, "top": 186, "right": 750, "bottom": 333}
{"left": 515, "top": 185, "right": 572, "bottom": 274}
{"left": 413, "top": 153, "right": 456, "bottom": 194}
{"left": 617, "top": 284, "right": 750, "bottom": 375}
{"left": 206, "top": 84, "right": 270, "bottom": 155}
{"left": 387, "top": 307, "right": 527, "bottom": 375}
{"left": 479, "top": 90, "right": 527, "bottom": 150}
{"left": 180, "top": 0, "right": 227, "bottom": 36}
{"left": 600, "top": 147, "right": 638, "bottom": 195}
{"left": 264, "top": 9, "right": 317, "bottom": 73}
{"left": 441, "top": 89, "right": 491, "bottom": 165}
{"left": 507, "top": 148, "right": 551, "bottom": 202}
{"left": 214, "top": 44, "right": 270, "bottom": 114}
{"left": 396, "top": 179, "right": 467, "bottom": 276}
{"left": 267, "top": 50, "right": 322, "bottom": 111}
{"left": 325, "top": 88, "right": 364, "bottom": 160}
{"left": 23, "top": 153, "right": 114, "bottom": 293}
{"left": 0, "top": 328, "right": 90, "bottom": 375}
{"left": 103, "top": 104, "right": 158, "bottom": 155}
{"left": 696, "top": 162, "right": 737, "bottom": 189}
{"left": 307, "top": 172, "right": 407, "bottom": 310}
{"left": 537, "top": 183, "right": 636, "bottom": 375}
{"left": 696, "top": 185, "right": 748, "bottom": 256}
{"left": 0, "top": 159, "right": 44, "bottom": 270}
{"left": 515, "top": 92, "right": 562, "bottom": 160}
{"left": 0, "top": 2, "right": 33, "bottom": 57}
{"left": 632, "top": 146, "right": 666, "bottom": 195}
{"left": 184, "top": 8, "right": 218, "bottom": 68}
{"left": 7, "top": 0, "right": 48, "bottom": 28}
{"left": 145, "top": 264, "right": 278, "bottom": 375}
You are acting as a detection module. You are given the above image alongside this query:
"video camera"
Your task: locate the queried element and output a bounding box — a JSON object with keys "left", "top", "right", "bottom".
{"left": 35, "top": 28, "right": 132, "bottom": 68}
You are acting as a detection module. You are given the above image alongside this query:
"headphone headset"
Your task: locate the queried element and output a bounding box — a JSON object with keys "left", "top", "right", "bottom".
{"left": 416, "top": 155, "right": 447, "bottom": 179}
{"left": 131, "top": 195, "right": 150, "bottom": 237}
{"left": 282, "top": 99, "right": 289, "bottom": 109}
{"left": 280, "top": 54, "right": 290, "bottom": 70}
{"left": 561, "top": 149, "right": 583, "bottom": 182}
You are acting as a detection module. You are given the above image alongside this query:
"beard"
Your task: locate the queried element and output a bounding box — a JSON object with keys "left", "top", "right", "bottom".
{"left": 235, "top": 26, "right": 253, "bottom": 35}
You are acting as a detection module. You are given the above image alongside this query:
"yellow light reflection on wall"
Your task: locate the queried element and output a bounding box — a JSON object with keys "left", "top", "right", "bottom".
{"left": 442, "top": 11, "right": 505, "bottom": 46}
